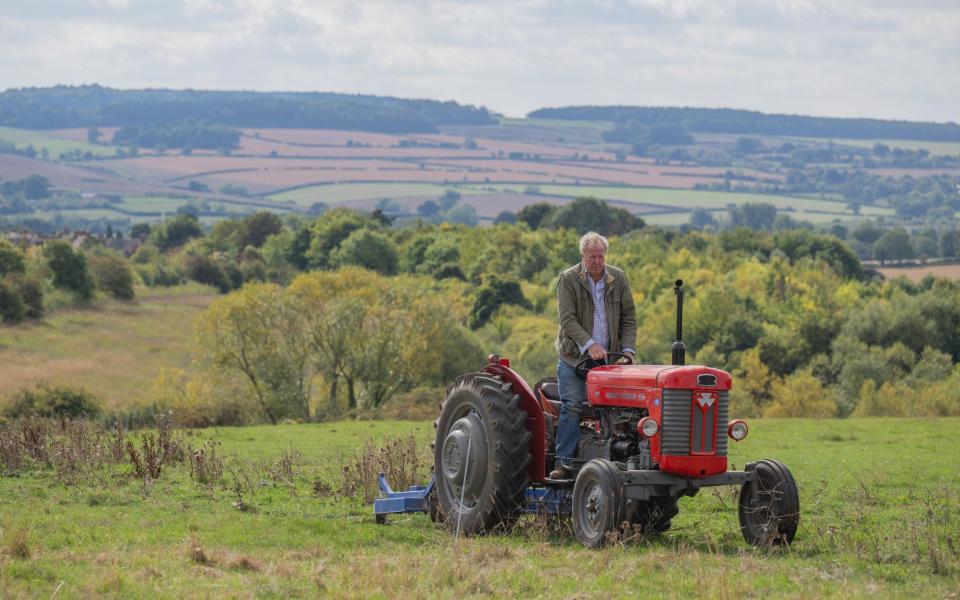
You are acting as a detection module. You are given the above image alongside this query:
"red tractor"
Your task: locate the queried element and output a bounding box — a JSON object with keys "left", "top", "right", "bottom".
{"left": 433, "top": 280, "right": 799, "bottom": 547}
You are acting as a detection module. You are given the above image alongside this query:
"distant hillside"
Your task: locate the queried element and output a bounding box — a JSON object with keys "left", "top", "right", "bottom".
{"left": 528, "top": 106, "right": 960, "bottom": 142}
{"left": 0, "top": 85, "right": 496, "bottom": 133}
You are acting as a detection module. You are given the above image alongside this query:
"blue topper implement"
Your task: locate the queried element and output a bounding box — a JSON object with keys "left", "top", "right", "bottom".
{"left": 373, "top": 473, "right": 438, "bottom": 524}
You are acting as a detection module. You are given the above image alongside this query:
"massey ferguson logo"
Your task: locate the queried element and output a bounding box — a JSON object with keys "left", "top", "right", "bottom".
{"left": 696, "top": 391, "right": 717, "bottom": 409}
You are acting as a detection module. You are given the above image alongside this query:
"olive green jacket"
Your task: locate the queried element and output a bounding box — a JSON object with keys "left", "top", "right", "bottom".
{"left": 555, "top": 263, "right": 637, "bottom": 367}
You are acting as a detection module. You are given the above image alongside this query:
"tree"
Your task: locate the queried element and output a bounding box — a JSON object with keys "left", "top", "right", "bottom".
{"left": 440, "top": 190, "right": 461, "bottom": 210}
{"left": 130, "top": 222, "right": 151, "bottom": 238}
{"left": 940, "top": 230, "right": 959, "bottom": 258}
{"left": 42, "top": 241, "right": 93, "bottom": 300}
{"left": 237, "top": 212, "right": 283, "bottom": 249}
{"left": 445, "top": 203, "right": 478, "bottom": 226}
{"left": 86, "top": 127, "right": 101, "bottom": 144}
{"left": 287, "top": 269, "right": 459, "bottom": 410}
{"left": 735, "top": 137, "right": 763, "bottom": 154}
{"left": 851, "top": 220, "right": 883, "bottom": 244}
{"left": 150, "top": 214, "right": 203, "bottom": 251}
{"left": 469, "top": 276, "right": 531, "bottom": 329}
{"left": 494, "top": 211, "right": 517, "bottom": 225}
{"left": 196, "top": 283, "right": 312, "bottom": 423}
{"left": 306, "top": 208, "right": 372, "bottom": 269}
{"left": 547, "top": 197, "right": 643, "bottom": 236}
{"left": 23, "top": 175, "right": 50, "bottom": 200}
{"left": 873, "top": 228, "right": 914, "bottom": 264}
{"left": 728, "top": 202, "right": 777, "bottom": 230}
{"left": 330, "top": 229, "right": 398, "bottom": 275}
{"left": 517, "top": 202, "right": 555, "bottom": 230}
{"left": 689, "top": 207, "right": 716, "bottom": 230}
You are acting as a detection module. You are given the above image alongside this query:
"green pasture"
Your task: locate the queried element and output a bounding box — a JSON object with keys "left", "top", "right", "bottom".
{"left": 472, "top": 184, "right": 894, "bottom": 220}
{"left": 0, "top": 417, "right": 957, "bottom": 598}
{"left": 789, "top": 136, "right": 960, "bottom": 157}
{"left": 268, "top": 183, "right": 486, "bottom": 206}
{"left": 498, "top": 117, "right": 614, "bottom": 131}
{"left": 0, "top": 127, "right": 114, "bottom": 158}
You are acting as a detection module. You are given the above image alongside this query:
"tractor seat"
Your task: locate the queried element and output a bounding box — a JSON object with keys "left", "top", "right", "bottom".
{"left": 534, "top": 377, "right": 562, "bottom": 412}
{"left": 541, "top": 382, "right": 560, "bottom": 402}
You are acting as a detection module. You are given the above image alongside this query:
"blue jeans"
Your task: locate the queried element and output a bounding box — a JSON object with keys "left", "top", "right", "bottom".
{"left": 556, "top": 360, "right": 585, "bottom": 468}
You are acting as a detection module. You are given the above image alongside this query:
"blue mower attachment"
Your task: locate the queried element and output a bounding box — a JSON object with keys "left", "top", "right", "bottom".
{"left": 374, "top": 471, "right": 575, "bottom": 524}
{"left": 373, "top": 473, "right": 440, "bottom": 524}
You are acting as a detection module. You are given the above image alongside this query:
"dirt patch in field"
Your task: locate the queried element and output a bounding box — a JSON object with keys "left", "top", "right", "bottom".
{"left": 876, "top": 263, "right": 960, "bottom": 282}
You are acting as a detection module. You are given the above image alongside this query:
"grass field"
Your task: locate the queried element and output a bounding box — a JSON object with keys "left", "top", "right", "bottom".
{"left": 0, "top": 127, "right": 114, "bottom": 158}
{"left": 0, "top": 417, "right": 957, "bottom": 598}
{"left": 267, "top": 182, "right": 487, "bottom": 206}
{"left": 469, "top": 184, "right": 895, "bottom": 224}
{"left": 498, "top": 117, "right": 615, "bottom": 131}
{"left": 0, "top": 284, "right": 217, "bottom": 413}
{"left": 789, "top": 136, "right": 960, "bottom": 157}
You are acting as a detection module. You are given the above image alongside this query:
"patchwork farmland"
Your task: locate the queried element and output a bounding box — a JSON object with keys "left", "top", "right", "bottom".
{"left": 0, "top": 119, "right": 947, "bottom": 226}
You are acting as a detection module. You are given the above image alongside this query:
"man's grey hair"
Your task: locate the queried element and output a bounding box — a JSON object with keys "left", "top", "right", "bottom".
{"left": 579, "top": 231, "right": 609, "bottom": 254}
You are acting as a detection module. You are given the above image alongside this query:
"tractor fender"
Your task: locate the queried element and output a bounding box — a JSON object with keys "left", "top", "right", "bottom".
{"left": 482, "top": 362, "right": 547, "bottom": 483}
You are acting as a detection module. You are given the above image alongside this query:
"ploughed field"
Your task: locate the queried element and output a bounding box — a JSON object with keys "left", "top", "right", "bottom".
{"left": 0, "top": 417, "right": 957, "bottom": 598}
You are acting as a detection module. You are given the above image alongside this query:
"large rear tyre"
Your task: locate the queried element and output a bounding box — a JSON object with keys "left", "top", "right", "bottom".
{"left": 738, "top": 459, "right": 800, "bottom": 546}
{"left": 572, "top": 459, "right": 625, "bottom": 548}
{"left": 632, "top": 497, "right": 679, "bottom": 535}
{"left": 434, "top": 373, "right": 531, "bottom": 535}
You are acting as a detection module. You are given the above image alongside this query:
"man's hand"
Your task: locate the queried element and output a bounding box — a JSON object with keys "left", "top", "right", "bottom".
{"left": 616, "top": 351, "right": 634, "bottom": 365}
{"left": 587, "top": 343, "right": 608, "bottom": 361}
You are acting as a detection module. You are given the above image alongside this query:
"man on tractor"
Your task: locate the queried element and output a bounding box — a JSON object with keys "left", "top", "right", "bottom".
{"left": 550, "top": 231, "right": 637, "bottom": 480}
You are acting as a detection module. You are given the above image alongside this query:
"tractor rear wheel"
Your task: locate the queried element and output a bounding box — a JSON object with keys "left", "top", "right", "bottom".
{"left": 632, "top": 497, "right": 679, "bottom": 535}
{"left": 738, "top": 459, "right": 800, "bottom": 546}
{"left": 572, "top": 459, "right": 625, "bottom": 548}
{"left": 434, "top": 373, "right": 531, "bottom": 535}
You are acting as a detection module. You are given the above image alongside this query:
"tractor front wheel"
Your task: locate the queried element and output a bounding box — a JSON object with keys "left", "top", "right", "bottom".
{"left": 434, "top": 373, "right": 531, "bottom": 535}
{"left": 572, "top": 459, "right": 625, "bottom": 548}
{"left": 738, "top": 459, "right": 800, "bottom": 546}
{"left": 632, "top": 497, "right": 679, "bottom": 535}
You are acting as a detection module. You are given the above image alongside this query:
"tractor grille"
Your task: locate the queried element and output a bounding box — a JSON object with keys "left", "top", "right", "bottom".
{"left": 661, "top": 389, "right": 730, "bottom": 456}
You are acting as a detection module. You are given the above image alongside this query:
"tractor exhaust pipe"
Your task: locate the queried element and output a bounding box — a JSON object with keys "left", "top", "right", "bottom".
{"left": 672, "top": 279, "right": 685, "bottom": 366}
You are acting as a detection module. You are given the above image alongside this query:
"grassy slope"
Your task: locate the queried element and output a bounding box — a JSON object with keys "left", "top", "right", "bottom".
{"left": 0, "top": 418, "right": 957, "bottom": 598}
{"left": 0, "top": 127, "right": 114, "bottom": 158}
{"left": 0, "top": 285, "right": 217, "bottom": 412}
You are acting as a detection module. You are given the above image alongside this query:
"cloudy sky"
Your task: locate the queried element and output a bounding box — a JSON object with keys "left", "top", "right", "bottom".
{"left": 1, "top": 0, "right": 957, "bottom": 122}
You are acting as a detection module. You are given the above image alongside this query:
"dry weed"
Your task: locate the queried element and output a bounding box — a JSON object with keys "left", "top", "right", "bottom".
{"left": 186, "top": 535, "right": 212, "bottom": 565}
{"left": 3, "top": 527, "right": 31, "bottom": 560}
{"left": 340, "top": 433, "right": 428, "bottom": 503}
{"left": 189, "top": 440, "right": 224, "bottom": 485}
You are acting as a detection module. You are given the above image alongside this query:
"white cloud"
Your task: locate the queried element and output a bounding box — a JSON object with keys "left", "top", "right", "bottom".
{"left": 0, "top": 0, "right": 956, "bottom": 121}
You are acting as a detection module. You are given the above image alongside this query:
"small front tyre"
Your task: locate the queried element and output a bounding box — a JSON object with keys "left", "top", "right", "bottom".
{"left": 572, "top": 459, "right": 625, "bottom": 548}
{"left": 738, "top": 459, "right": 800, "bottom": 546}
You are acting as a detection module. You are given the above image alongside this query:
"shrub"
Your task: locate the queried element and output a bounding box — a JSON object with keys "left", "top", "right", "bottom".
{"left": 4, "top": 384, "right": 101, "bottom": 419}
{"left": 89, "top": 254, "right": 135, "bottom": 300}
{"left": 42, "top": 241, "right": 94, "bottom": 300}
{"left": 0, "top": 277, "right": 26, "bottom": 323}
{"left": 763, "top": 369, "right": 837, "bottom": 418}
{"left": 0, "top": 238, "right": 26, "bottom": 277}
{"left": 183, "top": 254, "right": 231, "bottom": 293}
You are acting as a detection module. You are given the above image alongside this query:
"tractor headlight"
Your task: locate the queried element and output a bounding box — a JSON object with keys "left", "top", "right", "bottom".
{"left": 728, "top": 420, "right": 748, "bottom": 441}
{"left": 637, "top": 417, "right": 659, "bottom": 438}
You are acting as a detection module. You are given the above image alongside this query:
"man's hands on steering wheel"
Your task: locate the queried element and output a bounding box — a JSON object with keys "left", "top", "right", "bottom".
{"left": 574, "top": 350, "right": 633, "bottom": 378}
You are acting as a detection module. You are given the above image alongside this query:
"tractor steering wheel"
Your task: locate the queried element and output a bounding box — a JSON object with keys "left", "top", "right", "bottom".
{"left": 574, "top": 351, "right": 632, "bottom": 378}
